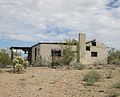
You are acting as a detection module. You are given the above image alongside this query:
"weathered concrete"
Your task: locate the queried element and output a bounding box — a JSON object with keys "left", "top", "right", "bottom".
{"left": 31, "top": 33, "right": 108, "bottom": 65}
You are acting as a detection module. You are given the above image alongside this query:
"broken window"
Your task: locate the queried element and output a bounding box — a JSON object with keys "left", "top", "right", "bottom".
{"left": 91, "top": 52, "right": 97, "bottom": 57}
{"left": 51, "top": 49, "right": 62, "bottom": 57}
{"left": 86, "top": 46, "right": 90, "bottom": 51}
{"left": 92, "top": 41, "right": 96, "bottom": 46}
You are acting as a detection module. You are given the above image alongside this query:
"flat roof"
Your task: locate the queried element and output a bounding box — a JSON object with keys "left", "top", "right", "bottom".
{"left": 10, "top": 39, "right": 97, "bottom": 49}
{"left": 32, "top": 42, "right": 77, "bottom": 47}
{"left": 10, "top": 47, "right": 31, "bottom": 50}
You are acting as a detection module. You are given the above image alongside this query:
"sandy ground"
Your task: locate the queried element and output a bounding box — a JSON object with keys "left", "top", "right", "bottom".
{"left": 0, "top": 65, "right": 120, "bottom": 97}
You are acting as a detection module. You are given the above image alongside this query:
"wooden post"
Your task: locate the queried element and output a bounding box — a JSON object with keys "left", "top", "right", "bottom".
{"left": 11, "top": 48, "right": 13, "bottom": 61}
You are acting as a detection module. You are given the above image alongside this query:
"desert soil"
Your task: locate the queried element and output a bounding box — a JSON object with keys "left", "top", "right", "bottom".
{"left": 0, "top": 65, "right": 120, "bottom": 97}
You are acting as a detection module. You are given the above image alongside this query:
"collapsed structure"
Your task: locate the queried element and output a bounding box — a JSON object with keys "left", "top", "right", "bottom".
{"left": 10, "top": 33, "right": 108, "bottom": 65}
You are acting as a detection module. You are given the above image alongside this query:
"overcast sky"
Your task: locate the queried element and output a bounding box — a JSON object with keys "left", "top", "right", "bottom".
{"left": 0, "top": 0, "right": 120, "bottom": 49}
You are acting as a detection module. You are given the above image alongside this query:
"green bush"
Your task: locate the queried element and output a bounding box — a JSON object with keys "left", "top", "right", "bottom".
{"left": 108, "top": 48, "right": 120, "bottom": 65}
{"left": 113, "top": 82, "right": 120, "bottom": 89}
{"left": 110, "top": 59, "right": 120, "bottom": 65}
{"left": 0, "top": 49, "right": 11, "bottom": 67}
{"left": 74, "top": 63, "right": 85, "bottom": 70}
{"left": 83, "top": 70, "right": 101, "bottom": 86}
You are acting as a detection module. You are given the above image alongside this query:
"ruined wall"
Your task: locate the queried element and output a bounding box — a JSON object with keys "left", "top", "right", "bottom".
{"left": 77, "top": 33, "right": 108, "bottom": 65}
{"left": 31, "top": 33, "right": 108, "bottom": 65}
{"left": 85, "top": 42, "right": 108, "bottom": 65}
{"left": 40, "top": 44, "right": 77, "bottom": 63}
{"left": 40, "top": 44, "right": 60, "bottom": 63}
{"left": 31, "top": 45, "right": 41, "bottom": 64}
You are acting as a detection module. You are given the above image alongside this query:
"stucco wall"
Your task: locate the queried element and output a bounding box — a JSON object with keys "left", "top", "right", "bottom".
{"left": 31, "top": 45, "right": 41, "bottom": 64}
{"left": 85, "top": 42, "right": 108, "bottom": 64}
{"left": 31, "top": 42, "right": 108, "bottom": 65}
{"left": 40, "top": 44, "right": 77, "bottom": 63}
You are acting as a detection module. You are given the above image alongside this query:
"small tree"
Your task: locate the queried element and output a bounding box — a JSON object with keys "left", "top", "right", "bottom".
{"left": 59, "top": 39, "right": 76, "bottom": 69}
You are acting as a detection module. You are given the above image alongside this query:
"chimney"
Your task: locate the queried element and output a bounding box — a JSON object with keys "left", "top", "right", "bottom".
{"left": 77, "top": 33, "right": 86, "bottom": 64}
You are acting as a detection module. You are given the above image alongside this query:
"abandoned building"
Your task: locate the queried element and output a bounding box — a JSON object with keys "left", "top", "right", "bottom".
{"left": 10, "top": 33, "right": 108, "bottom": 65}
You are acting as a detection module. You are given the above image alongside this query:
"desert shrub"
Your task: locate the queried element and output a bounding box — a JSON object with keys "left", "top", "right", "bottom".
{"left": 95, "top": 66, "right": 102, "bottom": 69}
{"left": 110, "top": 59, "right": 120, "bottom": 65}
{"left": 33, "top": 56, "right": 48, "bottom": 67}
{"left": 30, "top": 75, "right": 35, "bottom": 78}
{"left": 108, "top": 48, "right": 120, "bottom": 65}
{"left": 109, "top": 92, "right": 120, "bottom": 97}
{"left": 15, "top": 63, "right": 23, "bottom": 73}
{"left": 83, "top": 70, "right": 101, "bottom": 86}
{"left": 74, "top": 63, "right": 85, "bottom": 70}
{"left": 20, "top": 78, "right": 26, "bottom": 81}
{"left": 93, "top": 63, "right": 98, "bottom": 66}
{"left": 0, "top": 49, "right": 11, "bottom": 67}
{"left": 113, "top": 82, "right": 120, "bottom": 89}
{"left": 89, "top": 67, "right": 93, "bottom": 69}
{"left": 106, "top": 71, "right": 113, "bottom": 79}
{"left": 51, "top": 61, "right": 61, "bottom": 68}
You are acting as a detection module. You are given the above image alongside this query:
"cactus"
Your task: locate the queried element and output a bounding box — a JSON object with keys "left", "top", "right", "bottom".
{"left": 23, "top": 61, "right": 29, "bottom": 69}
{"left": 16, "top": 56, "right": 23, "bottom": 64}
{"left": 12, "top": 56, "right": 29, "bottom": 73}
{"left": 12, "top": 58, "right": 19, "bottom": 69}
{"left": 12, "top": 57, "right": 29, "bottom": 73}
{"left": 15, "top": 63, "right": 23, "bottom": 73}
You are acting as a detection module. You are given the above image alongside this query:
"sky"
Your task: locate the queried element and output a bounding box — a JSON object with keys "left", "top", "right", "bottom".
{"left": 0, "top": 0, "right": 120, "bottom": 49}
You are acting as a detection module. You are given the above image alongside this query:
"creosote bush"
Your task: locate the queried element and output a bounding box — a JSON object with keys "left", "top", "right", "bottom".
{"left": 0, "top": 49, "right": 11, "bottom": 67}
{"left": 74, "top": 63, "right": 85, "bottom": 70}
{"left": 113, "top": 82, "right": 120, "bottom": 89}
{"left": 108, "top": 48, "right": 120, "bottom": 65}
{"left": 83, "top": 70, "right": 101, "bottom": 86}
